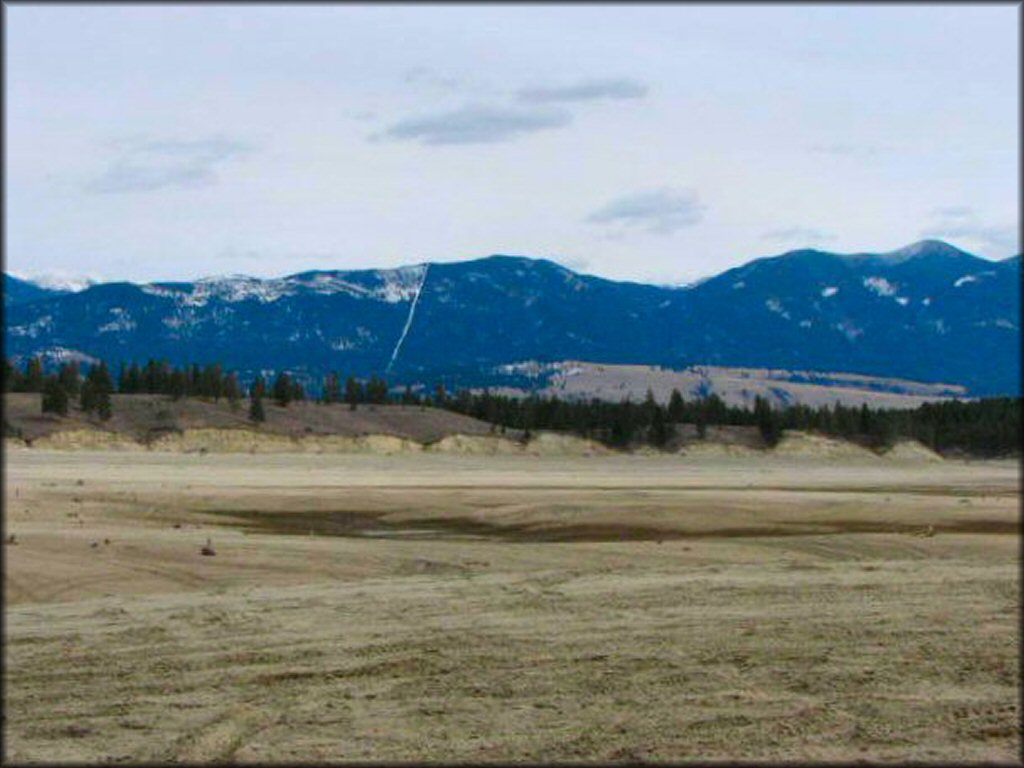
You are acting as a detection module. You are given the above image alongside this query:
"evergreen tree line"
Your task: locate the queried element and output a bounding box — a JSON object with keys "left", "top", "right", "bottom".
{"left": 6, "top": 359, "right": 116, "bottom": 420}
{"left": 3, "top": 356, "right": 1019, "bottom": 455}
{"left": 5, "top": 357, "right": 245, "bottom": 402}
{"left": 435, "top": 388, "right": 1020, "bottom": 457}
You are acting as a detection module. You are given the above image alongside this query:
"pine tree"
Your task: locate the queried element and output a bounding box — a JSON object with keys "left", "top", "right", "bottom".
{"left": 322, "top": 372, "right": 342, "bottom": 404}
{"left": 41, "top": 375, "right": 69, "bottom": 416}
{"left": 366, "top": 374, "right": 388, "bottom": 405}
{"left": 3, "top": 359, "right": 22, "bottom": 392}
{"left": 24, "top": 357, "right": 44, "bottom": 393}
{"left": 79, "top": 362, "right": 114, "bottom": 420}
{"left": 201, "top": 363, "right": 224, "bottom": 401}
{"left": 649, "top": 405, "right": 671, "bottom": 448}
{"left": 143, "top": 360, "right": 161, "bottom": 393}
{"left": 96, "top": 389, "right": 113, "bottom": 420}
{"left": 80, "top": 380, "right": 96, "bottom": 413}
{"left": 125, "top": 362, "right": 142, "bottom": 394}
{"left": 642, "top": 388, "right": 657, "bottom": 426}
{"left": 93, "top": 363, "right": 113, "bottom": 420}
{"left": 168, "top": 370, "right": 188, "bottom": 400}
{"left": 754, "top": 395, "right": 781, "bottom": 447}
{"left": 249, "top": 392, "right": 266, "bottom": 423}
{"left": 224, "top": 373, "right": 242, "bottom": 408}
{"left": 272, "top": 372, "right": 293, "bottom": 407}
{"left": 668, "top": 389, "right": 685, "bottom": 423}
{"left": 57, "top": 362, "right": 81, "bottom": 397}
{"left": 345, "top": 376, "right": 362, "bottom": 411}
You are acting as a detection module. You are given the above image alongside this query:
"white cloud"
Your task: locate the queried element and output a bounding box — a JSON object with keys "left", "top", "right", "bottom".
{"left": 586, "top": 187, "right": 705, "bottom": 235}
{"left": 761, "top": 226, "right": 837, "bottom": 245}
{"left": 86, "top": 136, "right": 253, "bottom": 194}
{"left": 372, "top": 104, "right": 573, "bottom": 145}
{"left": 921, "top": 206, "right": 1019, "bottom": 257}
{"left": 517, "top": 77, "right": 648, "bottom": 104}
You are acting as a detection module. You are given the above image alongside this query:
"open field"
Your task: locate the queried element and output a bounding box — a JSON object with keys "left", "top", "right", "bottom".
{"left": 492, "top": 361, "right": 969, "bottom": 409}
{"left": 3, "top": 448, "right": 1020, "bottom": 762}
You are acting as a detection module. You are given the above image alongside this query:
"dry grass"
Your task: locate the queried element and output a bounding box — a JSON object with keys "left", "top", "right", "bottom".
{"left": 3, "top": 449, "right": 1020, "bottom": 763}
{"left": 3, "top": 393, "right": 507, "bottom": 444}
{"left": 536, "top": 361, "right": 967, "bottom": 409}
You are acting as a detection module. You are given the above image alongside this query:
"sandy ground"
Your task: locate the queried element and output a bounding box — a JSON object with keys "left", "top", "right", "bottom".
{"left": 3, "top": 448, "right": 1020, "bottom": 763}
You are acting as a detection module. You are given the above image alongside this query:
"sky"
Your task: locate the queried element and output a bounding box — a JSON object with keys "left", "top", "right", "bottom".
{"left": 5, "top": 4, "right": 1020, "bottom": 287}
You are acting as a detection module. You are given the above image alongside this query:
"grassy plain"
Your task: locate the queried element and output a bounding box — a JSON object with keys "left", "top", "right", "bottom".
{"left": 4, "top": 447, "right": 1020, "bottom": 762}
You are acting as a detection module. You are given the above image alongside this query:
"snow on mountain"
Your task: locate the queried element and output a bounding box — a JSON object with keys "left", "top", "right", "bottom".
{"left": 37, "top": 346, "right": 102, "bottom": 366}
{"left": 875, "top": 239, "right": 971, "bottom": 263}
{"left": 11, "top": 271, "right": 98, "bottom": 293}
{"left": 97, "top": 308, "right": 137, "bottom": 333}
{"left": 764, "top": 298, "right": 791, "bottom": 319}
{"left": 8, "top": 315, "right": 54, "bottom": 338}
{"left": 137, "top": 265, "right": 428, "bottom": 307}
{"left": 863, "top": 276, "right": 897, "bottom": 297}
{"left": 142, "top": 275, "right": 295, "bottom": 306}
{"left": 953, "top": 270, "right": 995, "bottom": 288}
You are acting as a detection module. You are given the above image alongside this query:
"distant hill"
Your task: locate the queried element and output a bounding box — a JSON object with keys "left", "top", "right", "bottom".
{"left": 491, "top": 362, "right": 969, "bottom": 410}
{"left": 3, "top": 275, "right": 69, "bottom": 307}
{"left": 4, "top": 239, "right": 1019, "bottom": 396}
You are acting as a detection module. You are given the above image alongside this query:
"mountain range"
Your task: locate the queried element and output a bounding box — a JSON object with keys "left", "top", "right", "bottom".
{"left": 4, "top": 240, "right": 1020, "bottom": 396}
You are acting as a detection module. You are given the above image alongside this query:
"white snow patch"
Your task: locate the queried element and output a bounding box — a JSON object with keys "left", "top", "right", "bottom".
{"left": 821, "top": 286, "right": 838, "bottom": 298}
{"left": 98, "top": 307, "right": 136, "bottom": 333}
{"left": 953, "top": 274, "right": 978, "bottom": 288}
{"left": 765, "top": 298, "right": 791, "bottom": 320}
{"left": 799, "top": 319, "right": 812, "bottom": 328}
{"left": 39, "top": 347, "right": 100, "bottom": 366}
{"left": 8, "top": 315, "right": 53, "bottom": 338}
{"left": 836, "top": 320, "right": 863, "bottom": 341}
{"left": 11, "top": 271, "right": 98, "bottom": 292}
{"left": 141, "top": 284, "right": 183, "bottom": 300}
{"left": 895, "top": 296, "right": 909, "bottom": 306}
{"left": 974, "top": 319, "right": 1018, "bottom": 330}
{"left": 922, "top": 297, "right": 932, "bottom": 306}
{"left": 732, "top": 281, "right": 745, "bottom": 290}
{"left": 139, "top": 265, "right": 429, "bottom": 308}
{"left": 863, "top": 276, "right": 897, "bottom": 297}
{"left": 188, "top": 275, "right": 294, "bottom": 305}
{"left": 162, "top": 315, "right": 188, "bottom": 330}
{"left": 496, "top": 360, "right": 549, "bottom": 377}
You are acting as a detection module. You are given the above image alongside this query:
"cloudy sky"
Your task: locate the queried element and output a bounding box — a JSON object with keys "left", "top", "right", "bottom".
{"left": 5, "top": 4, "right": 1019, "bottom": 286}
